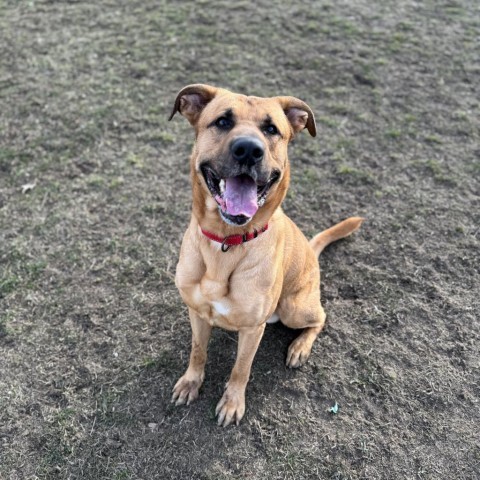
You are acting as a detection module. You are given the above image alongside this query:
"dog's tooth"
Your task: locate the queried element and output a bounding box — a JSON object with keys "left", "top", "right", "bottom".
{"left": 219, "top": 179, "right": 225, "bottom": 193}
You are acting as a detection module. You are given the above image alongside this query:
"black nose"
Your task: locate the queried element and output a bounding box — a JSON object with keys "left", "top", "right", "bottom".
{"left": 230, "top": 137, "right": 265, "bottom": 166}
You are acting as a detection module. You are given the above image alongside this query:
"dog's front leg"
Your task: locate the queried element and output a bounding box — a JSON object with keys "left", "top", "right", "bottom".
{"left": 172, "top": 308, "right": 212, "bottom": 406}
{"left": 216, "top": 323, "right": 266, "bottom": 427}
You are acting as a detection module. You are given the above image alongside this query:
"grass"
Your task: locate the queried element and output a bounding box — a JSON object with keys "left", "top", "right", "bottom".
{"left": 0, "top": 314, "right": 12, "bottom": 338}
{"left": 318, "top": 116, "right": 340, "bottom": 128}
{"left": 336, "top": 165, "right": 375, "bottom": 184}
{"left": 385, "top": 128, "right": 402, "bottom": 139}
{"left": 0, "top": 276, "right": 19, "bottom": 297}
{"left": 0, "top": 1, "right": 479, "bottom": 479}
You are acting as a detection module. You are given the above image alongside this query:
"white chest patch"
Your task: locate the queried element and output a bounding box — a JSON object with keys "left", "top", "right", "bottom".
{"left": 266, "top": 313, "right": 280, "bottom": 324}
{"left": 212, "top": 301, "right": 230, "bottom": 316}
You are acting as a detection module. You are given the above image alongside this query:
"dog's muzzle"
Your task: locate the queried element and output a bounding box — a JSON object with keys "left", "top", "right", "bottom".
{"left": 200, "top": 162, "right": 281, "bottom": 226}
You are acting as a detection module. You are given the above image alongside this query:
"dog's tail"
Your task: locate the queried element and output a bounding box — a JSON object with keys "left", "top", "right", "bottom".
{"left": 309, "top": 217, "right": 364, "bottom": 258}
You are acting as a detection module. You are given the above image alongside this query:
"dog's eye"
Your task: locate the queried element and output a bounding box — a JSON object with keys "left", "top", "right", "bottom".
{"left": 215, "top": 117, "right": 233, "bottom": 130}
{"left": 263, "top": 124, "right": 279, "bottom": 136}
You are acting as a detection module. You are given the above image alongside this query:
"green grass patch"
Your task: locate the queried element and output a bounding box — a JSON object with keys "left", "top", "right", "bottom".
{"left": 87, "top": 174, "right": 105, "bottom": 187}
{"left": 375, "top": 57, "right": 388, "bottom": 66}
{"left": 109, "top": 177, "right": 125, "bottom": 189}
{"left": 336, "top": 138, "right": 355, "bottom": 151}
{"left": 423, "top": 159, "right": 442, "bottom": 175}
{"left": 141, "top": 350, "right": 178, "bottom": 370}
{"left": 95, "top": 387, "right": 137, "bottom": 428}
{"left": 404, "top": 114, "right": 417, "bottom": 124}
{"left": 318, "top": 116, "right": 340, "bottom": 128}
{"left": 424, "top": 134, "right": 443, "bottom": 144}
{"left": 37, "top": 408, "right": 79, "bottom": 476}
{"left": 302, "top": 167, "right": 319, "bottom": 185}
{"left": 444, "top": 5, "right": 465, "bottom": 17}
{"left": 0, "top": 257, "right": 47, "bottom": 295}
{"left": 411, "top": 159, "right": 457, "bottom": 185}
{"left": 385, "top": 128, "right": 402, "bottom": 139}
{"left": 329, "top": 16, "right": 360, "bottom": 36}
{"left": 114, "top": 470, "right": 132, "bottom": 480}
{"left": 397, "top": 21, "right": 415, "bottom": 32}
{"left": 328, "top": 103, "right": 353, "bottom": 116}
{"left": 337, "top": 164, "right": 374, "bottom": 183}
{"left": 0, "top": 276, "right": 19, "bottom": 297}
{"left": 453, "top": 110, "right": 469, "bottom": 121}
{"left": 127, "top": 153, "right": 145, "bottom": 169}
{"left": 25, "top": 261, "right": 47, "bottom": 288}
{"left": 0, "top": 314, "right": 13, "bottom": 338}
{"left": 141, "top": 357, "right": 158, "bottom": 368}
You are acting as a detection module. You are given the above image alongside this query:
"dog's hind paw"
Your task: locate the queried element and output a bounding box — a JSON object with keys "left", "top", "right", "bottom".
{"left": 286, "top": 338, "right": 312, "bottom": 368}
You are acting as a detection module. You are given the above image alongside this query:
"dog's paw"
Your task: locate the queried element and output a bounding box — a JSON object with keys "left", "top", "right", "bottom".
{"left": 171, "top": 374, "right": 203, "bottom": 406}
{"left": 286, "top": 337, "right": 312, "bottom": 368}
{"left": 215, "top": 385, "right": 245, "bottom": 427}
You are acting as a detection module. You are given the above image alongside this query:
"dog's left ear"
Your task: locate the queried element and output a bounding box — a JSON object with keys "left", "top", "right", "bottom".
{"left": 169, "top": 84, "right": 218, "bottom": 125}
{"left": 275, "top": 96, "right": 317, "bottom": 137}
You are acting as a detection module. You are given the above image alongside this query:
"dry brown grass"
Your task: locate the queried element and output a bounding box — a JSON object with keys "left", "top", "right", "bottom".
{"left": 1, "top": 1, "right": 479, "bottom": 479}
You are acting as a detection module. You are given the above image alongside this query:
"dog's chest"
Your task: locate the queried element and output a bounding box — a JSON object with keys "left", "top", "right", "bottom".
{"left": 188, "top": 276, "right": 238, "bottom": 329}
{"left": 176, "top": 236, "right": 274, "bottom": 329}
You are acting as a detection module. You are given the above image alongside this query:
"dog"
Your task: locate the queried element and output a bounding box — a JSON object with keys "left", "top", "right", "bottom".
{"left": 169, "top": 84, "right": 363, "bottom": 426}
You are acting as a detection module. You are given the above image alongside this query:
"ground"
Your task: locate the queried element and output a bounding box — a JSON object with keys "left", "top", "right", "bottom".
{"left": 0, "top": 1, "right": 479, "bottom": 479}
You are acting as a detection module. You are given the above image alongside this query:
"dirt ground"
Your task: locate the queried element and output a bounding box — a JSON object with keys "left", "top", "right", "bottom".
{"left": 0, "top": 1, "right": 478, "bottom": 479}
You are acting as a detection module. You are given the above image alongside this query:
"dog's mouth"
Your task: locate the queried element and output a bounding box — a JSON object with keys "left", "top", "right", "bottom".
{"left": 201, "top": 165, "right": 280, "bottom": 226}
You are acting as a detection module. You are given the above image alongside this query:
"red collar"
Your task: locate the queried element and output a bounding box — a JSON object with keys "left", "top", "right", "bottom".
{"left": 201, "top": 224, "right": 269, "bottom": 252}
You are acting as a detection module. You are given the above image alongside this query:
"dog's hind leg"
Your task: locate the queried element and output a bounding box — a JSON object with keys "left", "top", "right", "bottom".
{"left": 279, "top": 295, "right": 326, "bottom": 368}
{"left": 286, "top": 322, "right": 325, "bottom": 368}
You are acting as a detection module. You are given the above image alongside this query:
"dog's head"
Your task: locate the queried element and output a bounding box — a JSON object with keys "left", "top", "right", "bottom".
{"left": 170, "top": 84, "right": 316, "bottom": 228}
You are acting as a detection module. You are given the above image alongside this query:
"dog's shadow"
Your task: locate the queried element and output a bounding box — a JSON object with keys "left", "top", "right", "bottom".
{"left": 204, "top": 322, "right": 298, "bottom": 390}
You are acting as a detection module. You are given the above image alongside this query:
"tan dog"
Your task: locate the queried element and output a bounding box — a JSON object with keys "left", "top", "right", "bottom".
{"left": 169, "top": 84, "right": 363, "bottom": 426}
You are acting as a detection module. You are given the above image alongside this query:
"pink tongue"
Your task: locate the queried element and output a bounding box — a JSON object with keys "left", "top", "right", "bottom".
{"left": 224, "top": 175, "right": 258, "bottom": 217}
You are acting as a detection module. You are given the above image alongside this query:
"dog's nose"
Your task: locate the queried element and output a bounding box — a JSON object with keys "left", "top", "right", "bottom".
{"left": 230, "top": 137, "right": 264, "bottom": 166}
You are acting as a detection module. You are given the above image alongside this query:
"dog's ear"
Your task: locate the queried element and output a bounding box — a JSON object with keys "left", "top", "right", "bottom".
{"left": 275, "top": 96, "right": 316, "bottom": 137}
{"left": 169, "top": 84, "right": 218, "bottom": 125}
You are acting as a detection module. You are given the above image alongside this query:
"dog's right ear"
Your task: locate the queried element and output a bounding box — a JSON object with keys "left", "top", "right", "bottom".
{"left": 169, "top": 84, "right": 218, "bottom": 125}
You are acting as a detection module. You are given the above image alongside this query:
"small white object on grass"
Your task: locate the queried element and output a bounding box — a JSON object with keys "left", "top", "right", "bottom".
{"left": 21, "top": 181, "right": 36, "bottom": 194}
{"left": 328, "top": 402, "right": 339, "bottom": 414}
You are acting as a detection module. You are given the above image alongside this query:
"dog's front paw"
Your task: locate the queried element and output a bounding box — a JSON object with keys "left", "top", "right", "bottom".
{"left": 286, "top": 337, "right": 312, "bottom": 368}
{"left": 215, "top": 385, "right": 246, "bottom": 427}
{"left": 171, "top": 373, "right": 203, "bottom": 406}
